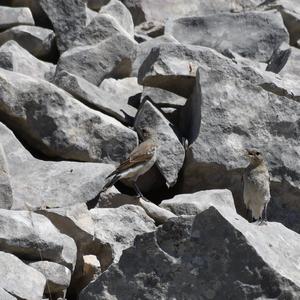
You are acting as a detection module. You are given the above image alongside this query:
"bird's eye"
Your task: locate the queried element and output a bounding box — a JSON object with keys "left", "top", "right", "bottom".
{"left": 256, "top": 152, "right": 260, "bottom": 155}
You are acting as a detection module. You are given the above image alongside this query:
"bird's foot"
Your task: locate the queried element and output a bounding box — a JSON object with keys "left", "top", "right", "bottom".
{"left": 136, "top": 195, "right": 150, "bottom": 202}
{"left": 257, "top": 219, "right": 268, "bottom": 226}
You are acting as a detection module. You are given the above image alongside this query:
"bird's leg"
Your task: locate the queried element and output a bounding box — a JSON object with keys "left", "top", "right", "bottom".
{"left": 133, "top": 182, "right": 149, "bottom": 202}
{"left": 258, "top": 204, "right": 268, "bottom": 225}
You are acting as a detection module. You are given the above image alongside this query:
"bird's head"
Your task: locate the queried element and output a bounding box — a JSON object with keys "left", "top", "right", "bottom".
{"left": 140, "top": 127, "right": 157, "bottom": 141}
{"left": 245, "top": 149, "right": 264, "bottom": 165}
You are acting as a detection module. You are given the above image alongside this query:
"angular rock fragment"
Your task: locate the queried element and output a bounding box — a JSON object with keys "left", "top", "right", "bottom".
{"left": 0, "top": 209, "right": 77, "bottom": 270}
{"left": 0, "top": 40, "right": 55, "bottom": 81}
{"left": 0, "top": 122, "right": 114, "bottom": 210}
{"left": 135, "top": 100, "right": 185, "bottom": 187}
{"left": 0, "top": 25, "right": 56, "bottom": 59}
{"left": 0, "top": 68, "right": 138, "bottom": 163}
{"left": 0, "top": 251, "right": 46, "bottom": 300}
{"left": 56, "top": 34, "right": 137, "bottom": 86}
{"left": 160, "top": 189, "right": 236, "bottom": 216}
{"left": 165, "top": 10, "right": 289, "bottom": 63}
{"left": 80, "top": 206, "right": 300, "bottom": 299}
{"left": 0, "top": 6, "right": 34, "bottom": 30}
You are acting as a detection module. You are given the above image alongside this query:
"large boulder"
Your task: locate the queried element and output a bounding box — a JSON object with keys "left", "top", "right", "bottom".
{"left": 0, "top": 209, "right": 77, "bottom": 270}
{"left": 0, "top": 40, "right": 55, "bottom": 81}
{"left": 56, "top": 34, "right": 137, "bottom": 86}
{"left": 0, "top": 122, "right": 114, "bottom": 209}
{"left": 0, "top": 68, "right": 138, "bottom": 163}
{"left": 165, "top": 10, "right": 289, "bottom": 63}
{"left": 80, "top": 206, "right": 300, "bottom": 299}
{"left": 0, "top": 251, "right": 46, "bottom": 300}
{"left": 0, "top": 6, "right": 34, "bottom": 30}
{"left": 0, "top": 25, "right": 56, "bottom": 59}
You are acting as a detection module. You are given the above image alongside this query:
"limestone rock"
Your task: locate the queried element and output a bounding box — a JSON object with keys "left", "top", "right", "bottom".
{"left": 0, "top": 25, "right": 56, "bottom": 59}
{"left": 135, "top": 100, "right": 185, "bottom": 187}
{"left": 160, "top": 189, "right": 236, "bottom": 216}
{"left": 0, "top": 251, "right": 46, "bottom": 300}
{"left": 0, "top": 40, "right": 55, "bottom": 81}
{"left": 80, "top": 206, "right": 300, "bottom": 299}
{"left": 0, "top": 209, "right": 77, "bottom": 270}
{"left": 56, "top": 34, "right": 137, "bottom": 86}
{"left": 0, "top": 122, "right": 114, "bottom": 209}
{"left": 0, "top": 6, "right": 34, "bottom": 30}
{"left": 0, "top": 68, "right": 138, "bottom": 163}
{"left": 165, "top": 10, "right": 289, "bottom": 63}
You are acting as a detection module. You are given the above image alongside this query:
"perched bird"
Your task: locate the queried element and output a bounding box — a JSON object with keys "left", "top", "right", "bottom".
{"left": 242, "top": 149, "right": 271, "bottom": 224}
{"left": 101, "top": 127, "right": 158, "bottom": 199}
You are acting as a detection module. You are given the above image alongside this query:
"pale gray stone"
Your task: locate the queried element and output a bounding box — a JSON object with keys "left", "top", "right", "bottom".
{"left": 0, "top": 122, "right": 114, "bottom": 210}
{"left": 0, "top": 287, "right": 16, "bottom": 300}
{"left": 0, "top": 68, "right": 138, "bottom": 164}
{"left": 80, "top": 206, "right": 300, "bottom": 299}
{"left": 0, "top": 6, "right": 34, "bottom": 30}
{"left": 0, "top": 25, "right": 56, "bottom": 59}
{"left": 160, "top": 189, "right": 236, "bottom": 216}
{"left": 135, "top": 100, "right": 185, "bottom": 187}
{"left": 0, "top": 251, "right": 46, "bottom": 300}
{"left": 0, "top": 40, "right": 55, "bottom": 81}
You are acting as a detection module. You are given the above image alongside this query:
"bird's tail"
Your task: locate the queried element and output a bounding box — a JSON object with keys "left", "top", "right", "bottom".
{"left": 101, "top": 174, "right": 121, "bottom": 193}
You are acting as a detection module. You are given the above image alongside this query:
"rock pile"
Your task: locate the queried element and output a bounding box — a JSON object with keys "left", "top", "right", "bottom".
{"left": 0, "top": 0, "right": 299, "bottom": 299}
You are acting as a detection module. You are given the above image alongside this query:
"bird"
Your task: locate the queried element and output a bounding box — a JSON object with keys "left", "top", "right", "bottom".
{"left": 100, "top": 127, "right": 159, "bottom": 200}
{"left": 242, "top": 149, "right": 271, "bottom": 224}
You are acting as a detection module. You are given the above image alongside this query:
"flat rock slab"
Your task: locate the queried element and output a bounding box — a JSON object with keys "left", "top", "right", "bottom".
{"left": 135, "top": 100, "right": 185, "bottom": 187}
{"left": 0, "top": 6, "right": 34, "bottom": 30}
{"left": 160, "top": 189, "right": 236, "bottom": 215}
{"left": 0, "top": 25, "right": 56, "bottom": 59}
{"left": 0, "top": 40, "right": 55, "bottom": 81}
{"left": 0, "top": 121, "right": 114, "bottom": 209}
{"left": 0, "top": 209, "right": 77, "bottom": 270}
{"left": 0, "top": 251, "right": 46, "bottom": 300}
{"left": 80, "top": 206, "right": 300, "bottom": 299}
{"left": 0, "top": 68, "right": 138, "bottom": 164}
{"left": 165, "top": 10, "right": 289, "bottom": 63}
{"left": 56, "top": 34, "right": 137, "bottom": 86}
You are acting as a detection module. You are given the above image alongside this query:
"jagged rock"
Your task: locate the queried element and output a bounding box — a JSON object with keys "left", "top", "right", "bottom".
{"left": 135, "top": 100, "right": 185, "bottom": 187}
{"left": 80, "top": 206, "right": 300, "bottom": 299}
{"left": 0, "top": 6, "right": 34, "bottom": 30}
{"left": 135, "top": 21, "right": 164, "bottom": 38}
{"left": 0, "top": 209, "right": 77, "bottom": 270}
{"left": 0, "top": 68, "right": 138, "bottom": 163}
{"left": 0, "top": 287, "right": 16, "bottom": 300}
{"left": 0, "top": 122, "right": 114, "bottom": 209}
{"left": 0, "top": 251, "right": 46, "bottom": 300}
{"left": 165, "top": 10, "right": 289, "bottom": 63}
{"left": 56, "top": 34, "right": 137, "bottom": 86}
{"left": 160, "top": 189, "right": 236, "bottom": 216}
{"left": 121, "top": 0, "right": 262, "bottom": 25}
{"left": 39, "top": 0, "right": 86, "bottom": 53}
{"left": 29, "top": 261, "right": 72, "bottom": 294}
{"left": 55, "top": 72, "right": 140, "bottom": 124}
{"left": 0, "top": 145, "right": 13, "bottom": 209}
{"left": 0, "top": 25, "right": 56, "bottom": 59}
{"left": 0, "top": 40, "right": 55, "bottom": 81}
{"left": 131, "top": 34, "right": 179, "bottom": 76}
{"left": 90, "top": 205, "right": 156, "bottom": 262}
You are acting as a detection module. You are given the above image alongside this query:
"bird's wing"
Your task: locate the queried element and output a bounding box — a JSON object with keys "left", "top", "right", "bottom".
{"left": 106, "top": 140, "right": 156, "bottom": 178}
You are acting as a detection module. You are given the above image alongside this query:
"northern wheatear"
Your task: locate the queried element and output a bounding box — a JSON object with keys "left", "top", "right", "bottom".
{"left": 242, "top": 149, "right": 271, "bottom": 224}
{"left": 101, "top": 127, "right": 158, "bottom": 199}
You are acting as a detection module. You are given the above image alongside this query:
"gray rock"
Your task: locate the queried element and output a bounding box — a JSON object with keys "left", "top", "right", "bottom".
{"left": 0, "top": 209, "right": 77, "bottom": 270}
{"left": 0, "top": 6, "right": 34, "bottom": 30}
{"left": 0, "top": 145, "right": 13, "bottom": 209}
{"left": 54, "top": 71, "right": 140, "bottom": 124}
{"left": 90, "top": 205, "right": 156, "bottom": 262}
{"left": 29, "top": 261, "right": 72, "bottom": 294}
{"left": 0, "top": 251, "right": 46, "bottom": 300}
{"left": 0, "top": 68, "right": 138, "bottom": 163}
{"left": 160, "top": 189, "right": 236, "bottom": 216}
{"left": 131, "top": 34, "right": 179, "bottom": 76}
{"left": 39, "top": 0, "right": 87, "bottom": 53}
{"left": 0, "top": 25, "right": 56, "bottom": 59}
{"left": 165, "top": 10, "right": 289, "bottom": 63}
{"left": 135, "top": 100, "right": 185, "bottom": 187}
{"left": 0, "top": 40, "right": 55, "bottom": 81}
{"left": 0, "top": 121, "right": 114, "bottom": 210}
{"left": 80, "top": 206, "right": 300, "bottom": 299}
{"left": 56, "top": 34, "right": 137, "bottom": 86}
